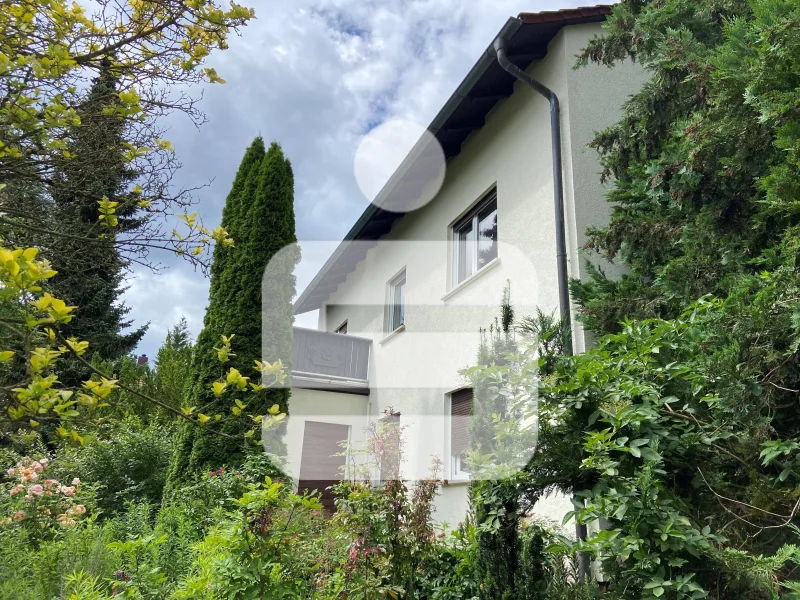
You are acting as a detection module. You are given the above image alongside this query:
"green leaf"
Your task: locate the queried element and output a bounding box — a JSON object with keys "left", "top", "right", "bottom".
{"left": 639, "top": 447, "right": 661, "bottom": 462}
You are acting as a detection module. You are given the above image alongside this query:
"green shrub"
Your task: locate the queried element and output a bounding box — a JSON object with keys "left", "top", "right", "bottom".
{"left": 0, "top": 519, "right": 118, "bottom": 600}
{"left": 154, "top": 454, "right": 287, "bottom": 587}
{"left": 171, "top": 475, "right": 324, "bottom": 599}
{"left": 56, "top": 417, "right": 174, "bottom": 516}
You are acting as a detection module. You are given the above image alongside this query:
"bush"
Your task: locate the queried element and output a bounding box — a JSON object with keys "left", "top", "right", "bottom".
{"left": 0, "top": 515, "right": 118, "bottom": 600}
{"left": 55, "top": 417, "right": 174, "bottom": 516}
{"left": 171, "top": 475, "right": 324, "bottom": 599}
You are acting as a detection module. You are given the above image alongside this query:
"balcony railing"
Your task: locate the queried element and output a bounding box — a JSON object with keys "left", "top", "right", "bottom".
{"left": 292, "top": 327, "right": 371, "bottom": 394}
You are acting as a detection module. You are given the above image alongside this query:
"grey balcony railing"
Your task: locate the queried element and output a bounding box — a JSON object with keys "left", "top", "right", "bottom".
{"left": 292, "top": 327, "right": 371, "bottom": 394}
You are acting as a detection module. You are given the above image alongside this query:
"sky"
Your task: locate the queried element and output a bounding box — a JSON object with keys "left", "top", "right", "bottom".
{"left": 123, "top": 0, "right": 593, "bottom": 359}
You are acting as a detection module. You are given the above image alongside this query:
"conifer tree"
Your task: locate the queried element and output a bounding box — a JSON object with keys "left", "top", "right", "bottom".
{"left": 152, "top": 317, "right": 194, "bottom": 413}
{"left": 570, "top": 0, "right": 795, "bottom": 336}
{"left": 167, "top": 138, "right": 297, "bottom": 487}
{"left": 239, "top": 141, "right": 297, "bottom": 423}
{"left": 48, "top": 63, "right": 147, "bottom": 383}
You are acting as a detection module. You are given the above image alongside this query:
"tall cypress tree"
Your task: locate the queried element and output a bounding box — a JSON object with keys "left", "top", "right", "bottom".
{"left": 238, "top": 142, "right": 297, "bottom": 422}
{"left": 166, "top": 139, "right": 297, "bottom": 488}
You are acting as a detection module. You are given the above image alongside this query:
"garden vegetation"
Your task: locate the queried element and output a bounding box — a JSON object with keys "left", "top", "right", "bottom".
{"left": 0, "top": 0, "right": 799, "bottom": 599}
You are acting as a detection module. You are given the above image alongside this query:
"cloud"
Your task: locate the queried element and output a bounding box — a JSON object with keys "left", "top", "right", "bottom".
{"left": 124, "top": 0, "right": 590, "bottom": 357}
{"left": 124, "top": 270, "right": 210, "bottom": 354}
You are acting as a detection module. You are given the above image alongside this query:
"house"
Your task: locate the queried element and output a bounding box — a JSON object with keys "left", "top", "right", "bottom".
{"left": 280, "top": 5, "right": 646, "bottom": 526}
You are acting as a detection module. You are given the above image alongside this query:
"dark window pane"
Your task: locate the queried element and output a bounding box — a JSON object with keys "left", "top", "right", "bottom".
{"left": 398, "top": 280, "right": 405, "bottom": 326}
{"left": 389, "top": 273, "right": 406, "bottom": 331}
{"left": 477, "top": 201, "right": 497, "bottom": 269}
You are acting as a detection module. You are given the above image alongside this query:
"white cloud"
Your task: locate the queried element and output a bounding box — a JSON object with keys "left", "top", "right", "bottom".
{"left": 124, "top": 270, "right": 210, "bottom": 356}
{"left": 124, "top": 0, "right": 591, "bottom": 356}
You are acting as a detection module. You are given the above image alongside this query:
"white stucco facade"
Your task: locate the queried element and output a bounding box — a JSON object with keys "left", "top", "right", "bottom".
{"left": 289, "top": 22, "right": 646, "bottom": 528}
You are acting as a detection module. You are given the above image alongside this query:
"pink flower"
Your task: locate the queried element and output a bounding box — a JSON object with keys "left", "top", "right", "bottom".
{"left": 31, "top": 462, "right": 43, "bottom": 473}
{"left": 29, "top": 484, "right": 44, "bottom": 496}
{"left": 27, "top": 471, "right": 38, "bottom": 482}
{"left": 71, "top": 478, "right": 80, "bottom": 486}
{"left": 70, "top": 505, "right": 86, "bottom": 515}
{"left": 45, "top": 479, "right": 59, "bottom": 488}
{"left": 7, "top": 468, "right": 15, "bottom": 476}
{"left": 13, "top": 511, "right": 25, "bottom": 521}
{"left": 61, "top": 486, "right": 75, "bottom": 497}
{"left": 57, "top": 513, "right": 77, "bottom": 527}
{"left": 39, "top": 458, "right": 48, "bottom": 467}
{"left": 9, "top": 485, "right": 24, "bottom": 496}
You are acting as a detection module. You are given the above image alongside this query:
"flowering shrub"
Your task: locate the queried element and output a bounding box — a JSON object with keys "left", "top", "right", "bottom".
{"left": 320, "top": 413, "right": 476, "bottom": 599}
{"left": 172, "top": 476, "right": 325, "bottom": 599}
{"left": 2, "top": 456, "right": 90, "bottom": 546}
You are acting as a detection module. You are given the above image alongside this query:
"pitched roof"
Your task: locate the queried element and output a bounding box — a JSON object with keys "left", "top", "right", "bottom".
{"left": 518, "top": 5, "right": 611, "bottom": 24}
{"left": 295, "top": 5, "right": 612, "bottom": 314}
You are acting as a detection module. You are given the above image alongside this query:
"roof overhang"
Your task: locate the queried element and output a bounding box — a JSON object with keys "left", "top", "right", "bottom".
{"left": 295, "top": 5, "right": 612, "bottom": 314}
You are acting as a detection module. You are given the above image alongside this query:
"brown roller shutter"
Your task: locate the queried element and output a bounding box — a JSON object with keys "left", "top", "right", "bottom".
{"left": 451, "top": 388, "right": 473, "bottom": 456}
{"left": 298, "top": 421, "right": 349, "bottom": 512}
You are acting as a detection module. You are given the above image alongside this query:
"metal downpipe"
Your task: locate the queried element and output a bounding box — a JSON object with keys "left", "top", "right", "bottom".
{"left": 493, "top": 34, "right": 588, "bottom": 583}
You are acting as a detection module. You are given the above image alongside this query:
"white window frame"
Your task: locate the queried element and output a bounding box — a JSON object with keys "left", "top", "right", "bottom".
{"left": 452, "top": 190, "right": 498, "bottom": 288}
{"left": 386, "top": 269, "right": 406, "bottom": 333}
{"left": 451, "top": 454, "right": 470, "bottom": 481}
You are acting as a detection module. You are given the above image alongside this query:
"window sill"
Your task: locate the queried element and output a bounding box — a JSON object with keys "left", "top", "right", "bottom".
{"left": 443, "top": 477, "right": 470, "bottom": 487}
{"left": 442, "top": 257, "right": 501, "bottom": 302}
{"left": 379, "top": 324, "right": 405, "bottom": 345}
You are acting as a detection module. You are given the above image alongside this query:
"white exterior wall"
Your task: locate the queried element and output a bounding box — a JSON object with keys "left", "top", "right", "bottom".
{"left": 307, "top": 23, "right": 645, "bottom": 528}
{"left": 561, "top": 23, "right": 650, "bottom": 352}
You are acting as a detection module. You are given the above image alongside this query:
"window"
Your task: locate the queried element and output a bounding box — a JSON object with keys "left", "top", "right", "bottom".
{"left": 298, "top": 421, "right": 349, "bottom": 512}
{"left": 334, "top": 320, "right": 348, "bottom": 334}
{"left": 450, "top": 388, "right": 473, "bottom": 480}
{"left": 453, "top": 190, "right": 498, "bottom": 286}
{"left": 387, "top": 270, "right": 406, "bottom": 333}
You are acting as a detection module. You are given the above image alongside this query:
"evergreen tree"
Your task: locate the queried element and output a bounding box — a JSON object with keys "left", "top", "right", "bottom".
{"left": 153, "top": 317, "right": 194, "bottom": 413}
{"left": 241, "top": 142, "right": 297, "bottom": 426}
{"left": 505, "top": 1, "right": 800, "bottom": 595}
{"left": 48, "top": 61, "right": 146, "bottom": 381}
{"left": 166, "top": 139, "right": 298, "bottom": 489}
{"left": 570, "top": 0, "right": 793, "bottom": 336}
{"left": 165, "top": 316, "right": 192, "bottom": 350}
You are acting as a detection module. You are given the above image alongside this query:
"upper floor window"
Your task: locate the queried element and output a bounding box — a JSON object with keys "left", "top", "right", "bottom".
{"left": 387, "top": 269, "right": 406, "bottom": 333}
{"left": 334, "top": 320, "right": 348, "bottom": 334}
{"left": 453, "top": 190, "right": 498, "bottom": 286}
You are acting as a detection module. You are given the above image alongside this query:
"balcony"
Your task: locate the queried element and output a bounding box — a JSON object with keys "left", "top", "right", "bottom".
{"left": 291, "top": 327, "right": 371, "bottom": 394}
